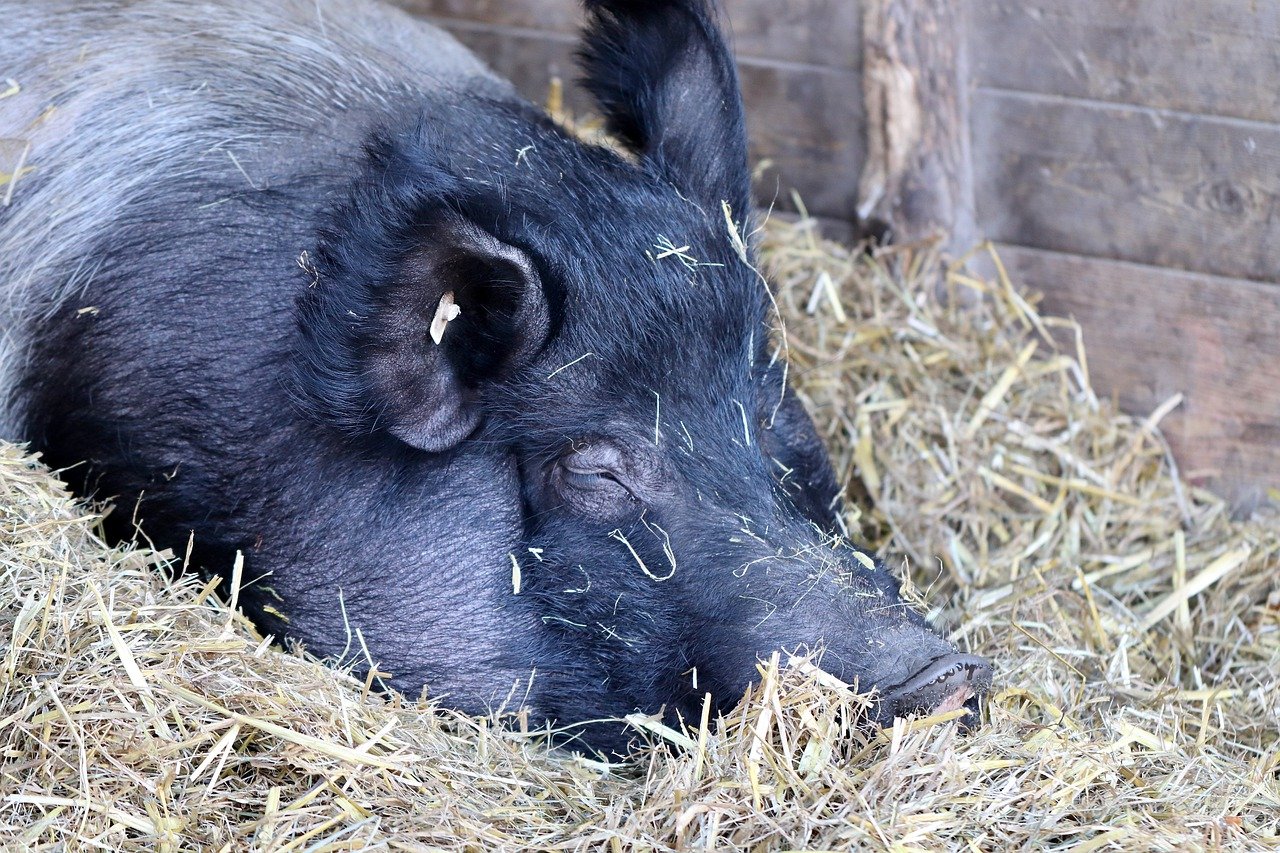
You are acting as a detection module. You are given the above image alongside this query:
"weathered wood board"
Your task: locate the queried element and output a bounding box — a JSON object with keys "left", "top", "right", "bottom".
{"left": 964, "top": 1, "right": 1280, "bottom": 506}
{"left": 970, "top": 0, "right": 1280, "bottom": 124}
{"left": 972, "top": 89, "right": 1280, "bottom": 284}
{"left": 395, "top": 0, "right": 862, "bottom": 69}
{"left": 996, "top": 245, "right": 1280, "bottom": 509}
{"left": 391, "top": 0, "right": 866, "bottom": 222}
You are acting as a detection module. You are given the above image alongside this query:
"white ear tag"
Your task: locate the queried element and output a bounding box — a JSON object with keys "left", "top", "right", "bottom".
{"left": 429, "top": 290, "right": 462, "bottom": 345}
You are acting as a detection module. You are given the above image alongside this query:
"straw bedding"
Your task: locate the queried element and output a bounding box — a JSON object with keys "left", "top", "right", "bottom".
{"left": 1, "top": 218, "right": 1277, "bottom": 850}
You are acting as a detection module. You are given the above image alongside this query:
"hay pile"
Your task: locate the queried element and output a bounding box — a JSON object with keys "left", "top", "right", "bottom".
{"left": 1, "top": 219, "right": 1277, "bottom": 850}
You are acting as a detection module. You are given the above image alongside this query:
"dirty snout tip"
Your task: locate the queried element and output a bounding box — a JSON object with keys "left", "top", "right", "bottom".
{"left": 876, "top": 653, "right": 993, "bottom": 730}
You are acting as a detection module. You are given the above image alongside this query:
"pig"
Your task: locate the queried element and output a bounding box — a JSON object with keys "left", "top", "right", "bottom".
{"left": 0, "top": 0, "right": 991, "bottom": 754}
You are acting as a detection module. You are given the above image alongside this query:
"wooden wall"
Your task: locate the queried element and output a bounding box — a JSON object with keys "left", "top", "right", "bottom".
{"left": 391, "top": 0, "right": 865, "bottom": 233}
{"left": 965, "top": 1, "right": 1280, "bottom": 509}
{"left": 394, "top": 0, "right": 1278, "bottom": 509}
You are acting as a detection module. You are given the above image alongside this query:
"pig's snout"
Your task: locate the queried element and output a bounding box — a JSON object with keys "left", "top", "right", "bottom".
{"left": 875, "top": 653, "right": 992, "bottom": 728}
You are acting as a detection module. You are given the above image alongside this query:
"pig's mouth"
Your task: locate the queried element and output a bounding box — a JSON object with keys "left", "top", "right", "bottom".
{"left": 876, "top": 653, "right": 992, "bottom": 728}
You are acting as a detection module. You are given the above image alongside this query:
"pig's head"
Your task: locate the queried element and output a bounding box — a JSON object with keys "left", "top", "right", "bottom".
{"left": 293, "top": 0, "right": 989, "bottom": 754}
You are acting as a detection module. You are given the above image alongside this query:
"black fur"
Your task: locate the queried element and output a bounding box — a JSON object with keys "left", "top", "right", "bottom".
{"left": 14, "top": 0, "right": 980, "bottom": 756}
{"left": 579, "top": 0, "right": 752, "bottom": 219}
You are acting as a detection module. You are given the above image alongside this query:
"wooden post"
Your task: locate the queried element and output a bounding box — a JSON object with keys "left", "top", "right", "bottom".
{"left": 858, "top": 0, "right": 975, "bottom": 251}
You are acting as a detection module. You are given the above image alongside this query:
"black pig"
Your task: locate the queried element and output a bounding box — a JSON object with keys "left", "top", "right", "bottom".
{"left": 0, "top": 0, "right": 990, "bottom": 753}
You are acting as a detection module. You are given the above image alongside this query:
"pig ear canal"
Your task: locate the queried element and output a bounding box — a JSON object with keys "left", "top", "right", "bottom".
{"left": 578, "top": 0, "right": 752, "bottom": 216}
{"left": 370, "top": 213, "right": 551, "bottom": 453}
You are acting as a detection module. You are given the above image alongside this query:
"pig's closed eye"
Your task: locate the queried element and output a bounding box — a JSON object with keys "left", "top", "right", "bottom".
{"left": 553, "top": 446, "right": 639, "bottom": 516}
{"left": 559, "top": 462, "right": 634, "bottom": 500}
{"left": 561, "top": 467, "right": 625, "bottom": 492}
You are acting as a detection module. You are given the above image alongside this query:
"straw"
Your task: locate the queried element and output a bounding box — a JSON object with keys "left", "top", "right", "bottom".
{"left": 1, "top": 216, "right": 1277, "bottom": 850}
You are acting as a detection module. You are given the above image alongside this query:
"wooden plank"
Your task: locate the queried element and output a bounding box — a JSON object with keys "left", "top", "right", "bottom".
{"left": 969, "top": 0, "right": 1280, "bottom": 124}
{"left": 435, "top": 25, "right": 865, "bottom": 221}
{"left": 718, "top": 0, "right": 861, "bottom": 71}
{"left": 391, "top": 0, "right": 862, "bottom": 70}
{"left": 973, "top": 89, "right": 1280, "bottom": 283}
{"left": 858, "top": 0, "right": 977, "bottom": 249}
{"left": 431, "top": 26, "right": 583, "bottom": 106}
{"left": 391, "top": 0, "right": 577, "bottom": 32}
{"left": 739, "top": 61, "right": 864, "bottom": 221}
{"left": 994, "top": 244, "right": 1280, "bottom": 510}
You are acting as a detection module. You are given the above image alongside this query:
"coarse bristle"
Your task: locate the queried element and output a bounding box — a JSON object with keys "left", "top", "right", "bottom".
{"left": 0, "top": 217, "right": 1277, "bottom": 850}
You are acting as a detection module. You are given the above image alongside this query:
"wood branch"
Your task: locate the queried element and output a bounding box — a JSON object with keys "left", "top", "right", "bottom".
{"left": 858, "top": 0, "right": 975, "bottom": 250}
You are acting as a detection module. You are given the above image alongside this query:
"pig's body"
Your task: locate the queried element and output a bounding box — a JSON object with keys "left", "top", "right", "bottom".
{"left": 1, "top": 0, "right": 990, "bottom": 753}
{"left": 0, "top": 0, "right": 499, "bottom": 399}
{"left": 2, "top": 0, "right": 545, "bottom": 712}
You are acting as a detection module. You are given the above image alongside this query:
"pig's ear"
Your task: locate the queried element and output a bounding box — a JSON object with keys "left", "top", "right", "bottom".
{"left": 578, "top": 0, "right": 751, "bottom": 216}
{"left": 295, "top": 211, "right": 550, "bottom": 453}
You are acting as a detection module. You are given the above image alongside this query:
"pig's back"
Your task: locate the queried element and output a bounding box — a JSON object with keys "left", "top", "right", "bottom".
{"left": 0, "top": 0, "right": 506, "bottom": 432}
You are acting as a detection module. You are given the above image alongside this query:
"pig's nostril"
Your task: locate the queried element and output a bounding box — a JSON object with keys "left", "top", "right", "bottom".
{"left": 877, "top": 653, "right": 992, "bottom": 729}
